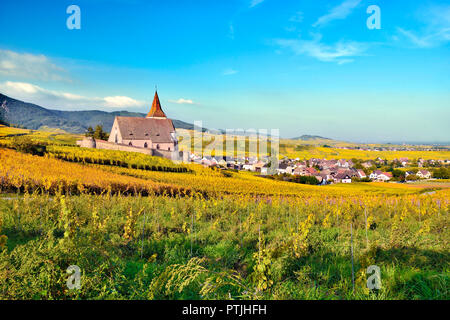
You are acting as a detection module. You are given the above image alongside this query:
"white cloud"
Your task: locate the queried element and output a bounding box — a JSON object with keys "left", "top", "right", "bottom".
{"left": 275, "top": 34, "right": 367, "bottom": 64}
{"left": 168, "top": 98, "right": 195, "bottom": 105}
{"left": 313, "top": 0, "right": 361, "bottom": 28}
{"left": 104, "top": 96, "right": 144, "bottom": 108}
{"left": 223, "top": 69, "right": 238, "bottom": 76}
{"left": 249, "top": 0, "right": 264, "bottom": 8}
{"left": 396, "top": 5, "right": 450, "bottom": 48}
{"left": 0, "top": 81, "right": 146, "bottom": 110}
{"left": 0, "top": 49, "right": 69, "bottom": 82}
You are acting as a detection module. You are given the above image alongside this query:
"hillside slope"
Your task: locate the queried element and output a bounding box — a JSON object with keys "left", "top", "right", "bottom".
{"left": 0, "top": 93, "right": 195, "bottom": 133}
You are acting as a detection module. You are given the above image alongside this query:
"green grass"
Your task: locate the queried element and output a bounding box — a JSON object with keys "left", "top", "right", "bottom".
{"left": 0, "top": 193, "right": 448, "bottom": 300}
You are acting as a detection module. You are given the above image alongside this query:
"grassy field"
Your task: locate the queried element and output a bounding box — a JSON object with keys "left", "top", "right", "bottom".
{"left": 0, "top": 191, "right": 448, "bottom": 300}
{"left": 0, "top": 125, "right": 448, "bottom": 300}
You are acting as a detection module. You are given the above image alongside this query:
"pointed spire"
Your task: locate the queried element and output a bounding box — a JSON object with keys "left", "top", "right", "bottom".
{"left": 146, "top": 90, "right": 167, "bottom": 118}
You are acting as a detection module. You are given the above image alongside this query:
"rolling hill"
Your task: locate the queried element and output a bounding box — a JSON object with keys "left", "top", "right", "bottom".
{"left": 0, "top": 93, "right": 196, "bottom": 134}
{"left": 291, "top": 135, "right": 332, "bottom": 141}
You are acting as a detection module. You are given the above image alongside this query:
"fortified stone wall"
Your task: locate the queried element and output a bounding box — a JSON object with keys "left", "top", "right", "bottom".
{"left": 95, "top": 140, "right": 153, "bottom": 155}
{"left": 77, "top": 138, "right": 190, "bottom": 161}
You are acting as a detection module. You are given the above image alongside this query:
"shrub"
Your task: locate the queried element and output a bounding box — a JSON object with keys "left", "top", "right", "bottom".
{"left": 12, "top": 136, "right": 47, "bottom": 156}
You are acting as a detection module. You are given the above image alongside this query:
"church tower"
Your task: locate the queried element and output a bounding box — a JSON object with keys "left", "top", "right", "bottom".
{"left": 146, "top": 90, "right": 167, "bottom": 119}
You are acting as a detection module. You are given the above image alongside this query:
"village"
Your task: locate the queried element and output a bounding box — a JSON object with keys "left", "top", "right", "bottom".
{"left": 189, "top": 154, "right": 449, "bottom": 185}
{"left": 72, "top": 90, "right": 449, "bottom": 187}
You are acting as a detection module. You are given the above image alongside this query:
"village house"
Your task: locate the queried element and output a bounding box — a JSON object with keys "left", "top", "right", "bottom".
{"left": 356, "top": 169, "right": 367, "bottom": 179}
{"left": 334, "top": 173, "right": 352, "bottom": 183}
{"left": 376, "top": 172, "right": 393, "bottom": 182}
{"left": 252, "top": 161, "right": 265, "bottom": 172}
{"left": 261, "top": 163, "right": 271, "bottom": 175}
{"left": 361, "top": 161, "right": 373, "bottom": 169}
{"left": 293, "top": 166, "right": 307, "bottom": 176}
{"left": 305, "top": 167, "right": 319, "bottom": 176}
{"left": 369, "top": 170, "right": 382, "bottom": 180}
{"left": 337, "top": 159, "right": 351, "bottom": 168}
{"left": 416, "top": 169, "right": 431, "bottom": 179}
{"left": 216, "top": 157, "right": 227, "bottom": 167}
{"left": 405, "top": 171, "right": 416, "bottom": 177}
{"left": 397, "top": 157, "right": 409, "bottom": 167}
{"left": 277, "top": 163, "right": 289, "bottom": 174}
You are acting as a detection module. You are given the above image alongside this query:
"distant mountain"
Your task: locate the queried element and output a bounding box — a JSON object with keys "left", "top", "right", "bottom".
{"left": 0, "top": 93, "right": 196, "bottom": 133}
{"left": 291, "top": 135, "right": 332, "bottom": 141}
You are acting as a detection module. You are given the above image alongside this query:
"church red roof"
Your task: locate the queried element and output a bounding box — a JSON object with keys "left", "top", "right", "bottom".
{"left": 114, "top": 116, "right": 175, "bottom": 143}
{"left": 146, "top": 91, "right": 167, "bottom": 118}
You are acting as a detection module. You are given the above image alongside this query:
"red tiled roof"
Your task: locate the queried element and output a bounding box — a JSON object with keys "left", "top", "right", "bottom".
{"left": 306, "top": 167, "right": 318, "bottom": 174}
{"left": 147, "top": 91, "right": 167, "bottom": 118}
{"left": 115, "top": 116, "right": 175, "bottom": 143}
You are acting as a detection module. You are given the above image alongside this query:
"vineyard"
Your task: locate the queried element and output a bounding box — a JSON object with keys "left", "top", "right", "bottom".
{"left": 46, "top": 145, "right": 189, "bottom": 173}
{"left": 0, "top": 126, "right": 448, "bottom": 300}
{"left": 0, "top": 149, "right": 189, "bottom": 196}
{"left": 0, "top": 191, "right": 448, "bottom": 299}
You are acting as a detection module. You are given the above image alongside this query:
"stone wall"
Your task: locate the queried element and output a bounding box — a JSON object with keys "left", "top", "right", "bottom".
{"left": 76, "top": 138, "right": 190, "bottom": 161}
{"left": 94, "top": 139, "right": 153, "bottom": 155}
{"left": 151, "top": 142, "right": 176, "bottom": 151}
{"left": 121, "top": 139, "right": 154, "bottom": 149}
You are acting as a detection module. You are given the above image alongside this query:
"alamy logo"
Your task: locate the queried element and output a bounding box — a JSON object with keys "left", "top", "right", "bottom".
{"left": 66, "top": 265, "right": 81, "bottom": 290}
{"left": 66, "top": 5, "right": 81, "bottom": 30}
{"left": 366, "top": 265, "right": 381, "bottom": 290}
{"left": 367, "top": 5, "right": 381, "bottom": 30}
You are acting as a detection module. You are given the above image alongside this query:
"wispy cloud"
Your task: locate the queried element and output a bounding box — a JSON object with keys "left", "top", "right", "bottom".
{"left": 168, "top": 98, "right": 196, "bottom": 105}
{"left": 285, "top": 11, "right": 304, "bottom": 33}
{"left": 397, "top": 28, "right": 434, "bottom": 48}
{"left": 313, "top": 0, "right": 361, "bottom": 28}
{"left": 396, "top": 5, "right": 450, "bottom": 48}
{"left": 249, "top": 0, "right": 264, "bottom": 8}
{"left": 0, "top": 81, "right": 145, "bottom": 110}
{"left": 223, "top": 69, "right": 238, "bottom": 76}
{"left": 228, "top": 22, "right": 235, "bottom": 40}
{"left": 275, "top": 34, "right": 367, "bottom": 64}
{"left": 0, "top": 49, "right": 69, "bottom": 82}
{"left": 289, "top": 11, "right": 304, "bottom": 23}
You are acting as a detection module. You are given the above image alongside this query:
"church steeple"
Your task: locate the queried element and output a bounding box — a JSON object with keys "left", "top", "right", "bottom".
{"left": 146, "top": 90, "right": 167, "bottom": 118}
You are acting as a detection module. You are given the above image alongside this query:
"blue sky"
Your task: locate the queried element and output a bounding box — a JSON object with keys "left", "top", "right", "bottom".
{"left": 0, "top": 0, "right": 449, "bottom": 142}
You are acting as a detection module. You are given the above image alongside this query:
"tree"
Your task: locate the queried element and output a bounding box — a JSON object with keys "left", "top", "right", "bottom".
{"left": 433, "top": 167, "right": 450, "bottom": 179}
{"left": 406, "top": 174, "right": 419, "bottom": 181}
{"left": 392, "top": 169, "right": 405, "bottom": 182}
{"left": 391, "top": 159, "right": 402, "bottom": 168}
{"left": 93, "top": 125, "right": 109, "bottom": 140}
{"left": 85, "top": 126, "right": 95, "bottom": 137}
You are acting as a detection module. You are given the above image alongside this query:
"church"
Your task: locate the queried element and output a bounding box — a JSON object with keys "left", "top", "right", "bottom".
{"left": 78, "top": 90, "right": 182, "bottom": 160}
{"left": 108, "top": 90, "right": 177, "bottom": 152}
